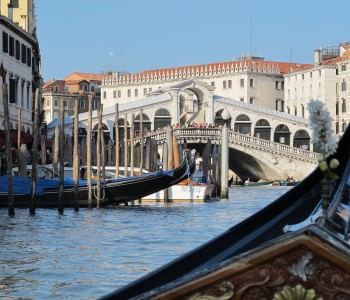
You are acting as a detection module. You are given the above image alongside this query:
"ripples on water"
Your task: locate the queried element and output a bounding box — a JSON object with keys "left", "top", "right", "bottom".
{"left": 0, "top": 186, "right": 291, "bottom": 299}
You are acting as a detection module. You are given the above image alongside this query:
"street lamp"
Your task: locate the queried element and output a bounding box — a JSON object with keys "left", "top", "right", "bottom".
{"left": 220, "top": 108, "right": 231, "bottom": 199}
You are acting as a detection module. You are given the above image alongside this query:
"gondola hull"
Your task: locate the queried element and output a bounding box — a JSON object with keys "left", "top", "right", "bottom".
{"left": 0, "top": 151, "right": 191, "bottom": 208}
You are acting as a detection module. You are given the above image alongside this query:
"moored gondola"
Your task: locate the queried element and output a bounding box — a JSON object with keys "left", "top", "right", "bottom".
{"left": 101, "top": 124, "right": 350, "bottom": 299}
{"left": 0, "top": 150, "right": 192, "bottom": 208}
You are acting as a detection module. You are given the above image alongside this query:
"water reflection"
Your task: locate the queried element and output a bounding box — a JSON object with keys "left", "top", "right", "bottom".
{"left": 0, "top": 186, "right": 291, "bottom": 299}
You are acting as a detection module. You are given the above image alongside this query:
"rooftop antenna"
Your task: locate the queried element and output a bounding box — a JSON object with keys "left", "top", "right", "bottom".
{"left": 250, "top": 16, "right": 253, "bottom": 59}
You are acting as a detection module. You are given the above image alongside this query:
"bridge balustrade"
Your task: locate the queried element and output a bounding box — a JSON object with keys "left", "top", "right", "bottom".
{"left": 134, "top": 127, "right": 317, "bottom": 163}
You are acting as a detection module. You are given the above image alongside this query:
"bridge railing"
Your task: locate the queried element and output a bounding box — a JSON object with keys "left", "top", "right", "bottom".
{"left": 229, "top": 131, "right": 317, "bottom": 162}
{"left": 135, "top": 127, "right": 318, "bottom": 162}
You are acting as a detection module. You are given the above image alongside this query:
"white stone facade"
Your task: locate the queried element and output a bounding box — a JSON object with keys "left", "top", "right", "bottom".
{"left": 0, "top": 15, "right": 41, "bottom": 134}
{"left": 284, "top": 43, "right": 350, "bottom": 139}
{"left": 100, "top": 57, "right": 304, "bottom": 126}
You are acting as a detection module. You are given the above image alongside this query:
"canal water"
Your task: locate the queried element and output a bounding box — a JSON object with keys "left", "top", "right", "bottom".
{"left": 0, "top": 186, "right": 292, "bottom": 299}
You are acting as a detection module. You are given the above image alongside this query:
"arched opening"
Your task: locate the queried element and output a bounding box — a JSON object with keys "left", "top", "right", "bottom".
{"left": 214, "top": 109, "right": 233, "bottom": 127}
{"left": 293, "top": 129, "right": 310, "bottom": 150}
{"left": 234, "top": 114, "right": 251, "bottom": 134}
{"left": 135, "top": 113, "right": 151, "bottom": 136}
{"left": 274, "top": 124, "right": 291, "bottom": 145}
{"left": 113, "top": 119, "right": 130, "bottom": 142}
{"left": 93, "top": 123, "right": 110, "bottom": 144}
{"left": 154, "top": 108, "right": 171, "bottom": 130}
{"left": 254, "top": 119, "right": 271, "bottom": 140}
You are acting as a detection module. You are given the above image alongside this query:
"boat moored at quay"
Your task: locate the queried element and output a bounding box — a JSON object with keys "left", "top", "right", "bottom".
{"left": 0, "top": 151, "right": 191, "bottom": 208}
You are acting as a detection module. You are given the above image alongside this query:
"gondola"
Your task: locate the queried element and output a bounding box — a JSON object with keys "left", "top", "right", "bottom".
{"left": 101, "top": 124, "right": 350, "bottom": 299}
{"left": 0, "top": 150, "right": 192, "bottom": 208}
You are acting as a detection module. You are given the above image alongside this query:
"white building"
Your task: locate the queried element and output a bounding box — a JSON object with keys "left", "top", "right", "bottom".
{"left": 101, "top": 57, "right": 308, "bottom": 127}
{"left": 0, "top": 14, "right": 41, "bottom": 135}
{"left": 284, "top": 43, "right": 350, "bottom": 139}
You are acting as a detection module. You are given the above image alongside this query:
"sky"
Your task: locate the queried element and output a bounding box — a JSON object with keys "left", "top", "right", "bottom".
{"left": 35, "top": 0, "right": 350, "bottom": 82}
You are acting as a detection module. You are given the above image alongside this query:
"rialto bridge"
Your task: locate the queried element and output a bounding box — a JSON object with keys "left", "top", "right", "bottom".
{"left": 49, "top": 79, "right": 318, "bottom": 180}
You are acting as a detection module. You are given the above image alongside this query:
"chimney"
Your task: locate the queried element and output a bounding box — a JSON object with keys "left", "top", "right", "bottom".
{"left": 314, "top": 49, "right": 321, "bottom": 65}
{"left": 7, "top": 4, "right": 13, "bottom": 21}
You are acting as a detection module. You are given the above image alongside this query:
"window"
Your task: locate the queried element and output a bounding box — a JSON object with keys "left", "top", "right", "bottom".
{"left": 91, "top": 86, "right": 95, "bottom": 92}
{"left": 118, "top": 90, "right": 121, "bottom": 98}
{"left": 336, "top": 101, "right": 339, "bottom": 115}
{"left": 342, "top": 122, "right": 347, "bottom": 132}
{"left": 113, "top": 90, "right": 116, "bottom": 98}
{"left": 2, "top": 31, "right": 8, "bottom": 53}
{"left": 65, "top": 86, "right": 69, "bottom": 92}
{"left": 127, "top": 89, "right": 131, "bottom": 97}
{"left": 342, "top": 64, "right": 346, "bottom": 72}
{"left": 281, "top": 81, "right": 284, "bottom": 90}
{"left": 302, "top": 105, "right": 305, "bottom": 118}
{"left": 240, "top": 98, "right": 244, "bottom": 102}
{"left": 134, "top": 89, "right": 138, "bottom": 97}
{"left": 240, "top": 79, "right": 244, "bottom": 87}
{"left": 103, "top": 91, "right": 106, "bottom": 99}
{"left": 21, "top": 44, "right": 26, "bottom": 63}
{"left": 26, "top": 48, "right": 31, "bottom": 67}
{"left": 54, "top": 99, "right": 58, "bottom": 107}
{"left": 310, "top": 72, "right": 312, "bottom": 78}
{"left": 55, "top": 86, "right": 59, "bottom": 92}
{"left": 148, "top": 87, "right": 152, "bottom": 92}
{"left": 9, "top": 78, "right": 16, "bottom": 103}
{"left": 143, "top": 88, "right": 147, "bottom": 95}
{"left": 302, "top": 74, "right": 304, "bottom": 80}
{"left": 50, "top": 86, "right": 54, "bottom": 91}
{"left": 80, "top": 99, "right": 85, "bottom": 109}
{"left": 93, "top": 100, "right": 98, "bottom": 109}
{"left": 294, "top": 106, "right": 297, "bottom": 116}
{"left": 9, "top": 36, "right": 14, "bottom": 56}
{"left": 15, "top": 40, "right": 20, "bottom": 60}
{"left": 342, "top": 99, "right": 346, "bottom": 113}
{"left": 250, "top": 78, "right": 254, "bottom": 87}
{"left": 336, "top": 122, "right": 339, "bottom": 134}
{"left": 46, "top": 99, "right": 50, "bottom": 107}
{"left": 223, "top": 81, "right": 226, "bottom": 89}
{"left": 249, "top": 98, "right": 254, "bottom": 104}
{"left": 319, "top": 70, "right": 321, "bottom": 76}
{"left": 275, "top": 81, "right": 279, "bottom": 90}
{"left": 342, "top": 80, "right": 346, "bottom": 91}
{"left": 211, "top": 82, "right": 215, "bottom": 87}
{"left": 63, "top": 100, "right": 68, "bottom": 108}
{"left": 228, "top": 80, "right": 232, "bottom": 88}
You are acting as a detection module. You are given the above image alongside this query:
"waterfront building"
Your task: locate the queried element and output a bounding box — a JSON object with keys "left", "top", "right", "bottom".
{"left": 0, "top": 13, "right": 41, "bottom": 135}
{"left": 284, "top": 42, "right": 350, "bottom": 139}
{"left": 43, "top": 72, "right": 103, "bottom": 123}
{"left": 100, "top": 57, "right": 309, "bottom": 128}
{"left": 0, "top": 0, "right": 36, "bottom": 35}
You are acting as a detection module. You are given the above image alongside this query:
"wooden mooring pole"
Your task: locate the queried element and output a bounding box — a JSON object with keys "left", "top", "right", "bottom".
{"left": 73, "top": 98, "right": 79, "bottom": 211}
{"left": 96, "top": 104, "right": 103, "bottom": 208}
{"left": 1, "top": 64, "right": 14, "bottom": 216}
{"left": 58, "top": 98, "right": 65, "bottom": 213}
{"left": 124, "top": 113, "right": 128, "bottom": 178}
{"left": 87, "top": 95, "right": 93, "bottom": 208}
{"left": 114, "top": 103, "right": 119, "bottom": 180}
{"left": 30, "top": 88, "right": 40, "bottom": 215}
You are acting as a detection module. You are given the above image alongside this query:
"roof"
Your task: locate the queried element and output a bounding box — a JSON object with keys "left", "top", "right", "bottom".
{"left": 64, "top": 72, "right": 105, "bottom": 82}
{"left": 102, "top": 58, "right": 311, "bottom": 83}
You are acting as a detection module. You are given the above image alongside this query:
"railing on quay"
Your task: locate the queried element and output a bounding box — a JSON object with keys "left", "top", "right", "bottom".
{"left": 134, "top": 127, "right": 318, "bottom": 163}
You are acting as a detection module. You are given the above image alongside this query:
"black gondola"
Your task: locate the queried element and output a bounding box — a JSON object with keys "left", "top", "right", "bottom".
{"left": 0, "top": 150, "right": 193, "bottom": 208}
{"left": 101, "top": 124, "right": 350, "bottom": 299}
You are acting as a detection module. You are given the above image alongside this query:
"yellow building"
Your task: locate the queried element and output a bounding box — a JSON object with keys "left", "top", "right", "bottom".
{"left": 0, "top": 0, "right": 36, "bottom": 35}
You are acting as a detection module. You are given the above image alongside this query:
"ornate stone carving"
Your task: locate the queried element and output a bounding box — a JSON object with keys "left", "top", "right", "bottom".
{"left": 187, "top": 281, "right": 234, "bottom": 300}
